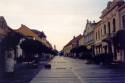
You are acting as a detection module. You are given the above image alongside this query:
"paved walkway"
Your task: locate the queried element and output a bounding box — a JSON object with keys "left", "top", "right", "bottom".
{"left": 30, "top": 56, "right": 81, "bottom": 83}
{"left": 30, "top": 56, "right": 125, "bottom": 83}
{"left": 2, "top": 61, "right": 46, "bottom": 83}
{"left": 1, "top": 56, "right": 125, "bottom": 83}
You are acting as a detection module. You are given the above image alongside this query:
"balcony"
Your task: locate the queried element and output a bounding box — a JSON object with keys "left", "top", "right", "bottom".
{"left": 102, "top": 32, "right": 116, "bottom": 43}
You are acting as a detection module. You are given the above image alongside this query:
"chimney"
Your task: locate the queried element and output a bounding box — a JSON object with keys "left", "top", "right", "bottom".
{"left": 87, "top": 19, "right": 89, "bottom": 23}
{"left": 73, "top": 36, "right": 75, "bottom": 39}
{"left": 21, "top": 24, "right": 24, "bottom": 27}
{"left": 89, "top": 21, "right": 91, "bottom": 24}
{"left": 54, "top": 45, "right": 56, "bottom": 50}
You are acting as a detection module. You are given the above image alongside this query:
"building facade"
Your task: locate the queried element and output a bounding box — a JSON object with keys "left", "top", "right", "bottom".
{"left": 94, "top": 21, "right": 104, "bottom": 55}
{"left": 94, "top": 0, "right": 125, "bottom": 62}
{"left": 63, "top": 44, "right": 72, "bottom": 56}
{"left": 79, "top": 35, "right": 84, "bottom": 46}
{"left": 63, "top": 35, "right": 82, "bottom": 57}
{"left": 83, "top": 20, "right": 96, "bottom": 55}
{"left": 63, "top": 0, "right": 125, "bottom": 62}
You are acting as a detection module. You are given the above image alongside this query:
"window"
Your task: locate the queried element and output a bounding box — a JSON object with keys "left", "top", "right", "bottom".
{"left": 104, "top": 25, "right": 106, "bottom": 35}
{"left": 96, "top": 32, "right": 98, "bottom": 40}
{"left": 108, "top": 22, "right": 111, "bottom": 34}
{"left": 98, "top": 31, "right": 100, "bottom": 40}
{"left": 122, "top": 15, "right": 125, "bottom": 29}
{"left": 101, "top": 29, "right": 102, "bottom": 37}
{"left": 113, "top": 18, "right": 116, "bottom": 32}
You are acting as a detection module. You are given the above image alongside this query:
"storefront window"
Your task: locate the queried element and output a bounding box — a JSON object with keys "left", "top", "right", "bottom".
{"left": 108, "top": 22, "right": 111, "bottom": 34}
{"left": 113, "top": 18, "right": 116, "bottom": 32}
{"left": 122, "top": 15, "right": 125, "bottom": 29}
{"left": 104, "top": 24, "right": 106, "bottom": 35}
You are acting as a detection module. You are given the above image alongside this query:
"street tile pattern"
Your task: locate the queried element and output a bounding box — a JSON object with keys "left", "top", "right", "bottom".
{"left": 1, "top": 56, "right": 125, "bottom": 83}
{"left": 30, "top": 56, "right": 125, "bottom": 83}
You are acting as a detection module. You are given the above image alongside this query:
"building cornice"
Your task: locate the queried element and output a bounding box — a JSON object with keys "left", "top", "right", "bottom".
{"left": 118, "top": 4, "right": 125, "bottom": 11}
{"left": 100, "top": 1, "right": 124, "bottom": 19}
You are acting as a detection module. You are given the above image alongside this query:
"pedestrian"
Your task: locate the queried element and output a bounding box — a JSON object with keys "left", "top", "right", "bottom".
{"left": 16, "top": 45, "right": 23, "bottom": 63}
{"left": 16, "top": 45, "right": 22, "bottom": 57}
{"left": 5, "top": 47, "right": 15, "bottom": 77}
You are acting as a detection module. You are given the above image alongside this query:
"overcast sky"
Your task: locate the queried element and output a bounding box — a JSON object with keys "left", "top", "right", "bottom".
{"left": 0, "top": 0, "right": 110, "bottom": 50}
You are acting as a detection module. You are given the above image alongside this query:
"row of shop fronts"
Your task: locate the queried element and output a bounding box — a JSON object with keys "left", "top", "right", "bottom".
{"left": 63, "top": 0, "right": 125, "bottom": 62}
{"left": 94, "top": 0, "right": 125, "bottom": 62}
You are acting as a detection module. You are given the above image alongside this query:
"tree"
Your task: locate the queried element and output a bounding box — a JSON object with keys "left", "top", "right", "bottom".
{"left": 113, "top": 29, "right": 125, "bottom": 60}
{"left": 1, "top": 31, "right": 24, "bottom": 61}
{"left": 51, "top": 49, "right": 58, "bottom": 56}
{"left": 0, "top": 31, "right": 24, "bottom": 73}
{"left": 113, "top": 30, "right": 125, "bottom": 49}
{"left": 20, "top": 39, "right": 44, "bottom": 62}
{"left": 1, "top": 31, "right": 23, "bottom": 51}
{"left": 20, "top": 39, "right": 54, "bottom": 62}
{"left": 70, "top": 45, "right": 91, "bottom": 59}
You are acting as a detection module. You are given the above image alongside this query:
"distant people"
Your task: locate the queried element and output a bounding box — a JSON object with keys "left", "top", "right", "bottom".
{"left": 5, "top": 47, "right": 15, "bottom": 76}
{"left": 16, "top": 45, "right": 23, "bottom": 63}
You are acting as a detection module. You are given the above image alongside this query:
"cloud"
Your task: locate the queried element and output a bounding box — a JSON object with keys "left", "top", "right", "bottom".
{"left": 0, "top": 0, "right": 108, "bottom": 50}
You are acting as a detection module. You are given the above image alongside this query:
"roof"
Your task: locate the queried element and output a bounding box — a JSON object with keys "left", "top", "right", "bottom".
{"left": 32, "top": 29, "right": 46, "bottom": 38}
{"left": 64, "top": 34, "right": 83, "bottom": 48}
{"left": 16, "top": 24, "right": 53, "bottom": 48}
{"left": 94, "top": 20, "right": 102, "bottom": 28}
{"left": 118, "top": 3, "right": 125, "bottom": 11}
{"left": 100, "top": 0, "right": 125, "bottom": 18}
{"left": 46, "top": 40, "right": 52, "bottom": 48}
{"left": 16, "top": 24, "right": 39, "bottom": 38}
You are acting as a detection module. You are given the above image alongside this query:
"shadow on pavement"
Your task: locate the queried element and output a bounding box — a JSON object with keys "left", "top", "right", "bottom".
{"left": 3, "top": 62, "right": 46, "bottom": 83}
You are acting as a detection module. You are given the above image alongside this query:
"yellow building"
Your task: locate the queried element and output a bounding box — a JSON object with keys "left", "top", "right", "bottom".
{"left": 16, "top": 24, "right": 52, "bottom": 48}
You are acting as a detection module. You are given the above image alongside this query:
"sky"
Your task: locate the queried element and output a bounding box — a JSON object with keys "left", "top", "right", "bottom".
{"left": 0, "top": 0, "right": 110, "bottom": 50}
